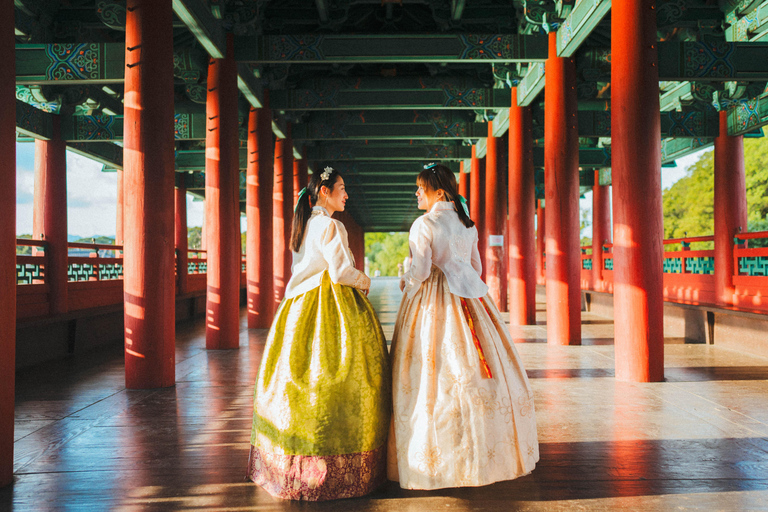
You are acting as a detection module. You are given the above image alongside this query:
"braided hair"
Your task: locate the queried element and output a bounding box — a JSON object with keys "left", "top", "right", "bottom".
{"left": 417, "top": 163, "right": 474, "bottom": 228}
{"left": 289, "top": 166, "right": 341, "bottom": 252}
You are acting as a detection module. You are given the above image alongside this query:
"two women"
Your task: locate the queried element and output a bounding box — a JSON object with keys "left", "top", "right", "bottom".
{"left": 247, "top": 163, "right": 538, "bottom": 500}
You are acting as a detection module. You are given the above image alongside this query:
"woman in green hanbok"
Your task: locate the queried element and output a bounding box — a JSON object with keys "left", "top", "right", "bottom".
{"left": 247, "top": 166, "right": 390, "bottom": 501}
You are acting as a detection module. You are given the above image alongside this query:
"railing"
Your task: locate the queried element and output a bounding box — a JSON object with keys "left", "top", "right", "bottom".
{"left": 187, "top": 249, "right": 208, "bottom": 274}
{"left": 662, "top": 235, "right": 714, "bottom": 275}
{"left": 16, "top": 238, "right": 47, "bottom": 285}
{"left": 67, "top": 242, "right": 124, "bottom": 282}
{"left": 581, "top": 232, "right": 768, "bottom": 312}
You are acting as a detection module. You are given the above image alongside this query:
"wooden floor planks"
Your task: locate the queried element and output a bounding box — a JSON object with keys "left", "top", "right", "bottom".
{"left": 2, "top": 277, "right": 768, "bottom": 511}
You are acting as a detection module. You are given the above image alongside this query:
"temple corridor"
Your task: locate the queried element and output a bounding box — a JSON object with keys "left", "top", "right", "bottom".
{"left": 2, "top": 277, "right": 768, "bottom": 511}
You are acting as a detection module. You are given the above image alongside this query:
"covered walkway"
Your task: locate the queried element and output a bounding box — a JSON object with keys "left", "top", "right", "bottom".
{"left": 2, "top": 278, "right": 768, "bottom": 511}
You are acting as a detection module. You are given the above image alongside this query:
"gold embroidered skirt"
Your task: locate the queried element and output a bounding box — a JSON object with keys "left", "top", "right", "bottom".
{"left": 248, "top": 272, "right": 391, "bottom": 501}
{"left": 389, "top": 266, "right": 539, "bottom": 490}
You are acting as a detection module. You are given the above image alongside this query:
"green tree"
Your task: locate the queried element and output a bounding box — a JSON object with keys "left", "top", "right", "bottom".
{"left": 188, "top": 226, "right": 202, "bottom": 250}
{"left": 662, "top": 137, "right": 768, "bottom": 247}
{"left": 365, "top": 232, "right": 410, "bottom": 276}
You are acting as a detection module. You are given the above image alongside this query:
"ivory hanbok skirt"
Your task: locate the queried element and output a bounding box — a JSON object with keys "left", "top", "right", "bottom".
{"left": 389, "top": 266, "right": 539, "bottom": 490}
{"left": 247, "top": 272, "right": 391, "bottom": 501}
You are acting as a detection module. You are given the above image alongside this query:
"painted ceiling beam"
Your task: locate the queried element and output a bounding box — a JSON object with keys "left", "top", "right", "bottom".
{"left": 727, "top": 89, "right": 768, "bottom": 136}
{"left": 306, "top": 144, "right": 472, "bottom": 161}
{"left": 557, "top": 0, "right": 612, "bottom": 58}
{"left": 172, "top": 0, "right": 226, "bottom": 59}
{"left": 68, "top": 142, "right": 123, "bottom": 169}
{"left": 287, "top": 76, "right": 493, "bottom": 91}
{"left": 531, "top": 147, "right": 612, "bottom": 168}
{"left": 516, "top": 0, "right": 611, "bottom": 107}
{"left": 660, "top": 137, "right": 714, "bottom": 164}
{"left": 577, "top": 109, "right": 721, "bottom": 138}
{"left": 315, "top": 161, "right": 460, "bottom": 174}
{"left": 306, "top": 110, "right": 477, "bottom": 126}
{"left": 658, "top": 41, "right": 768, "bottom": 81}
{"left": 270, "top": 88, "right": 511, "bottom": 110}
{"left": 292, "top": 122, "right": 488, "bottom": 140}
{"left": 16, "top": 43, "right": 125, "bottom": 84}
{"left": 233, "top": 34, "right": 548, "bottom": 64}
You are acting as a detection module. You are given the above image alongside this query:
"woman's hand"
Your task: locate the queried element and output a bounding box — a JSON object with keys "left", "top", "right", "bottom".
{"left": 399, "top": 277, "right": 406, "bottom": 292}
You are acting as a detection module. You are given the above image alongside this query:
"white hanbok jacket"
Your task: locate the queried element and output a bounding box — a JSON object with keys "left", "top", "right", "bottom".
{"left": 284, "top": 206, "right": 370, "bottom": 299}
{"left": 400, "top": 201, "right": 489, "bottom": 299}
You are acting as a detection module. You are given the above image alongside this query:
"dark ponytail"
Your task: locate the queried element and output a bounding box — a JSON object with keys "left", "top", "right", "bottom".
{"left": 417, "top": 163, "right": 475, "bottom": 228}
{"left": 289, "top": 165, "right": 342, "bottom": 252}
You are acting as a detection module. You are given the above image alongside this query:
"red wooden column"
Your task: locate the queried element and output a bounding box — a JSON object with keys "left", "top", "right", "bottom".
{"left": 33, "top": 117, "right": 68, "bottom": 314}
{"left": 123, "top": 0, "right": 176, "bottom": 388}
{"left": 544, "top": 31, "right": 581, "bottom": 346}
{"left": 292, "top": 148, "right": 303, "bottom": 208}
{"left": 459, "top": 161, "right": 468, "bottom": 199}
{"left": 592, "top": 170, "right": 611, "bottom": 291}
{"left": 273, "top": 133, "right": 289, "bottom": 308}
{"left": 175, "top": 180, "right": 188, "bottom": 296}
{"left": 283, "top": 127, "right": 294, "bottom": 279}
{"left": 714, "top": 110, "right": 747, "bottom": 306}
{"left": 0, "top": 0, "right": 16, "bottom": 486}
{"left": 485, "top": 122, "right": 507, "bottom": 311}
{"left": 612, "top": 0, "right": 664, "bottom": 382}
{"left": 298, "top": 148, "right": 309, "bottom": 191}
{"left": 205, "top": 35, "right": 240, "bottom": 350}
{"left": 508, "top": 91, "right": 536, "bottom": 325}
{"left": 116, "top": 168, "right": 124, "bottom": 247}
{"left": 246, "top": 99, "right": 275, "bottom": 328}
{"left": 536, "top": 200, "right": 545, "bottom": 285}
{"left": 469, "top": 145, "right": 486, "bottom": 280}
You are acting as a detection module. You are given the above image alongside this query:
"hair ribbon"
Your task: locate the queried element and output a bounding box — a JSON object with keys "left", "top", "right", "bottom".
{"left": 458, "top": 195, "right": 470, "bottom": 216}
{"left": 294, "top": 187, "right": 308, "bottom": 212}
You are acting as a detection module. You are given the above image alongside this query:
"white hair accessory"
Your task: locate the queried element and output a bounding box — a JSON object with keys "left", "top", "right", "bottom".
{"left": 321, "top": 166, "right": 333, "bottom": 181}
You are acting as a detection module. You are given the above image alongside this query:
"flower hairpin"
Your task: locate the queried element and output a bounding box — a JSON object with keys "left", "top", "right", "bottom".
{"left": 321, "top": 166, "right": 333, "bottom": 181}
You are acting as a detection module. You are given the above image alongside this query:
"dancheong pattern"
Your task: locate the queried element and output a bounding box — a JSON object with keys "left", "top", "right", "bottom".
{"left": 46, "top": 43, "right": 101, "bottom": 81}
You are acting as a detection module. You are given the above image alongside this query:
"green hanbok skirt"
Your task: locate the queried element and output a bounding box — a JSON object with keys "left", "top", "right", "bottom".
{"left": 247, "top": 272, "right": 391, "bottom": 501}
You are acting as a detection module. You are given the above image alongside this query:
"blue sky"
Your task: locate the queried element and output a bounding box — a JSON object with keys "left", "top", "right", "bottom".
{"left": 16, "top": 141, "right": 709, "bottom": 238}
{"left": 16, "top": 142, "right": 208, "bottom": 237}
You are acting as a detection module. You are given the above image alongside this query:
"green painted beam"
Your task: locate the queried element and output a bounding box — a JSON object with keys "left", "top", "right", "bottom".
{"left": 307, "top": 110, "right": 475, "bottom": 126}
{"left": 517, "top": 62, "right": 545, "bottom": 107}
{"left": 660, "top": 137, "right": 714, "bottom": 164}
{"left": 234, "top": 34, "right": 548, "bottom": 63}
{"left": 307, "top": 144, "right": 472, "bottom": 161}
{"left": 56, "top": 113, "right": 212, "bottom": 142}
{"left": 320, "top": 161, "right": 460, "bottom": 174}
{"left": 557, "top": 0, "right": 612, "bottom": 58}
{"left": 270, "top": 88, "right": 511, "bottom": 110}
{"left": 291, "top": 77, "right": 491, "bottom": 91}
{"left": 657, "top": 41, "right": 768, "bottom": 81}
{"left": 577, "top": 109, "right": 720, "bottom": 138}
{"left": 292, "top": 122, "right": 488, "bottom": 140}
{"left": 16, "top": 99, "right": 53, "bottom": 139}
{"left": 727, "top": 89, "right": 768, "bottom": 136}
{"left": 172, "top": 0, "right": 226, "bottom": 59}
{"left": 67, "top": 142, "right": 123, "bottom": 169}
{"left": 532, "top": 146, "right": 612, "bottom": 168}
{"left": 16, "top": 43, "right": 126, "bottom": 84}
{"left": 176, "top": 148, "right": 248, "bottom": 170}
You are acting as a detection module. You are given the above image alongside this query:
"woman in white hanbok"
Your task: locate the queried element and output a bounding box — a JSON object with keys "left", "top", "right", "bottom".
{"left": 388, "top": 163, "right": 539, "bottom": 490}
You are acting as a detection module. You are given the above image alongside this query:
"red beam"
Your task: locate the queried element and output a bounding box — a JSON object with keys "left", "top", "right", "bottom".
{"left": 0, "top": 0, "right": 15, "bottom": 486}
{"left": 508, "top": 91, "right": 536, "bottom": 325}
{"left": 205, "top": 34, "right": 241, "bottom": 350}
{"left": 544, "top": 31, "right": 581, "bottom": 345}
{"left": 33, "top": 116, "right": 68, "bottom": 314}
{"left": 246, "top": 99, "right": 275, "bottom": 329}
{"left": 714, "top": 109, "right": 747, "bottom": 306}
{"left": 612, "top": 0, "right": 664, "bottom": 382}
{"left": 123, "top": 0, "right": 176, "bottom": 388}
